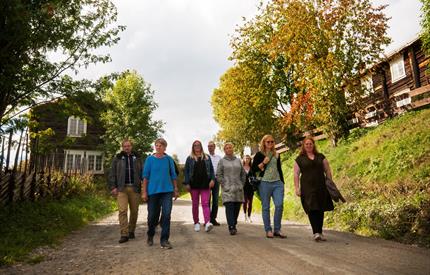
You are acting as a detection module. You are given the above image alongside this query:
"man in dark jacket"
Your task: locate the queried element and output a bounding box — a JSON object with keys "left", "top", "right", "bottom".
{"left": 108, "top": 139, "right": 143, "bottom": 243}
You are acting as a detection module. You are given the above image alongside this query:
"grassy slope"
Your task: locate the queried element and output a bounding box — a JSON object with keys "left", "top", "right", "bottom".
{"left": 0, "top": 193, "right": 117, "bottom": 266}
{"left": 279, "top": 109, "right": 430, "bottom": 246}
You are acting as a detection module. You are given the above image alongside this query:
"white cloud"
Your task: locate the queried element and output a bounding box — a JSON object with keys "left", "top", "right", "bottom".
{"left": 77, "top": 0, "right": 422, "bottom": 163}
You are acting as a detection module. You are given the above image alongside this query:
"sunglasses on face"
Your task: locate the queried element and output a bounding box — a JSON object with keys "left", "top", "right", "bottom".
{"left": 266, "top": 140, "right": 275, "bottom": 144}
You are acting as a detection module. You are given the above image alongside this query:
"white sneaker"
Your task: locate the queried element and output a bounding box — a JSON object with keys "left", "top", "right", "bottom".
{"left": 319, "top": 233, "right": 327, "bottom": 241}
{"left": 314, "top": 233, "right": 322, "bottom": 241}
{"left": 194, "top": 223, "right": 200, "bottom": 232}
{"left": 248, "top": 216, "right": 252, "bottom": 223}
{"left": 205, "top": 222, "right": 213, "bottom": 232}
{"left": 244, "top": 214, "right": 248, "bottom": 222}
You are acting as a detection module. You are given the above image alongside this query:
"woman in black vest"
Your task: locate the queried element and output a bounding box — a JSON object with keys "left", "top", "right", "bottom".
{"left": 293, "top": 136, "right": 334, "bottom": 241}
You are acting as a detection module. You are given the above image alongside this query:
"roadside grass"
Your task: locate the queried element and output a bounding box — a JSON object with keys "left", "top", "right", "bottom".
{"left": 278, "top": 109, "right": 430, "bottom": 247}
{"left": 0, "top": 180, "right": 117, "bottom": 266}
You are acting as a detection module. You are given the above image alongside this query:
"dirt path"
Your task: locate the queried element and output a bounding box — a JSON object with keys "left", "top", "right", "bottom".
{"left": 3, "top": 199, "right": 430, "bottom": 275}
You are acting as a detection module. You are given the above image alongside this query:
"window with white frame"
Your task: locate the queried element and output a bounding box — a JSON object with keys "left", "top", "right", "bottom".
{"left": 64, "top": 150, "right": 103, "bottom": 173}
{"left": 390, "top": 55, "right": 406, "bottom": 83}
{"left": 67, "top": 116, "right": 87, "bottom": 137}
{"left": 65, "top": 153, "right": 82, "bottom": 171}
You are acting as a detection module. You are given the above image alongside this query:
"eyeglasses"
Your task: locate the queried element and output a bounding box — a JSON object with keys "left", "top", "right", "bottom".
{"left": 193, "top": 144, "right": 202, "bottom": 147}
{"left": 265, "top": 140, "right": 275, "bottom": 144}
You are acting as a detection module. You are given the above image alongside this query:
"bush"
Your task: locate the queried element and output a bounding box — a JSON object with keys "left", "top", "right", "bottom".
{"left": 0, "top": 175, "right": 116, "bottom": 266}
{"left": 282, "top": 109, "right": 430, "bottom": 247}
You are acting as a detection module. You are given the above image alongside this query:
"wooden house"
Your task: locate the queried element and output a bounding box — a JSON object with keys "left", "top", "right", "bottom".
{"left": 350, "top": 36, "right": 430, "bottom": 127}
{"left": 30, "top": 93, "right": 106, "bottom": 174}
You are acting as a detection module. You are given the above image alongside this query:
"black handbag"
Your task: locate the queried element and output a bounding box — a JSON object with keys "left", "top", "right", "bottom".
{"left": 249, "top": 176, "right": 261, "bottom": 191}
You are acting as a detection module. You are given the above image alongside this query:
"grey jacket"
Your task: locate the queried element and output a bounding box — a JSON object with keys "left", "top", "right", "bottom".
{"left": 216, "top": 155, "right": 246, "bottom": 203}
{"left": 108, "top": 151, "right": 143, "bottom": 193}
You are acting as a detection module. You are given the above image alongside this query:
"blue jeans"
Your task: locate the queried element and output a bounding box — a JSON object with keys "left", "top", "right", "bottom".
{"left": 210, "top": 179, "right": 220, "bottom": 222}
{"left": 147, "top": 192, "right": 173, "bottom": 243}
{"left": 259, "top": 180, "right": 284, "bottom": 232}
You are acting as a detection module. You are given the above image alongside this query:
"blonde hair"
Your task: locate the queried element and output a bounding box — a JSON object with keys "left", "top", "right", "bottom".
{"left": 223, "top": 142, "right": 234, "bottom": 150}
{"left": 259, "top": 134, "right": 277, "bottom": 157}
{"left": 190, "top": 140, "right": 208, "bottom": 160}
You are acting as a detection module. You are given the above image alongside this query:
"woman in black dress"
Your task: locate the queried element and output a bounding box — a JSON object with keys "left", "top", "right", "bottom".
{"left": 242, "top": 155, "right": 254, "bottom": 223}
{"left": 293, "top": 137, "right": 334, "bottom": 241}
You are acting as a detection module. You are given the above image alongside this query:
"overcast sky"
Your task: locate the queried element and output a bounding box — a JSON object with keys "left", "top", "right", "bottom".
{"left": 80, "top": 0, "right": 422, "bottom": 163}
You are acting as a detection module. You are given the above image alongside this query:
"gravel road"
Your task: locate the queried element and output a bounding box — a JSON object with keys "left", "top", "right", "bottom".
{"left": 2, "top": 199, "right": 429, "bottom": 275}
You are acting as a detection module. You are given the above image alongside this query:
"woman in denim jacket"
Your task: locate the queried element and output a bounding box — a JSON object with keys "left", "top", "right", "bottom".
{"left": 184, "top": 140, "right": 215, "bottom": 232}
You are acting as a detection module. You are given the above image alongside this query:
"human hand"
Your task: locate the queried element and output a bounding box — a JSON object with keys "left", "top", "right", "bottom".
{"left": 174, "top": 189, "right": 179, "bottom": 201}
{"left": 185, "top": 185, "right": 191, "bottom": 192}
{"left": 263, "top": 157, "right": 270, "bottom": 164}
{"left": 111, "top": 188, "right": 118, "bottom": 197}
{"left": 209, "top": 180, "right": 215, "bottom": 189}
{"left": 295, "top": 188, "right": 301, "bottom": 197}
{"left": 141, "top": 191, "right": 148, "bottom": 202}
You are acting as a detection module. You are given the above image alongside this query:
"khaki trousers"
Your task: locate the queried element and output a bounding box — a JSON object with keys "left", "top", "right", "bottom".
{"left": 117, "top": 187, "right": 140, "bottom": 236}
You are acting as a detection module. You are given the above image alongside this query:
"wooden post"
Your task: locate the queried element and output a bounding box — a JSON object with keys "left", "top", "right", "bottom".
{"left": 5, "top": 132, "right": 12, "bottom": 172}
{"left": 410, "top": 47, "right": 421, "bottom": 89}
{"left": 0, "top": 135, "right": 4, "bottom": 172}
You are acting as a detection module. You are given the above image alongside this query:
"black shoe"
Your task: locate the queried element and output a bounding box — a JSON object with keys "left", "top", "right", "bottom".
{"left": 147, "top": 236, "right": 154, "bottom": 246}
{"left": 229, "top": 227, "right": 237, "bottom": 235}
{"left": 118, "top": 236, "right": 129, "bottom": 243}
{"left": 274, "top": 231, "right": 287, "bottom": 239}
{"left": 128, "top": 232, "right": 135, "bottom": 239}
{"left": 160, "top": 241, "right": 172, "bottom": 249}
{"left": 211, "top": 220, "right": 221, "bottom": 226}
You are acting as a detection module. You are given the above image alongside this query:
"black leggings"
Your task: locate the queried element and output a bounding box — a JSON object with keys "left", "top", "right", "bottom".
{"left": 224, "top": 202, "right": 241, "bottom": 229}
{"left": 308, "top": 210, "right": 324, "bottom": 234}
{"left": 243, "top": 194, "right": 253, "bottom": 217}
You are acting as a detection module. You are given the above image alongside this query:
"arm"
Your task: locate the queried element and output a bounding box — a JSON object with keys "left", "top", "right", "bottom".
{"left": 208, "top": 157, "right": 215, "bottom": 188}
{"left": 184, "top": 157, "right": 191, "bottom": 184}
{"left": 251, "top": 152, "right": 264, "bottom": 174}
{"left": 216, "top": 159, "right": 224, "bottom": 186}
{"left": 108, "top": 158, "right": 118, "bottom": 196}
{"left": 277, "top": 155, "right": 284, "bottom": 183}
{"left": 169, "top": 157, "right": 179, "bottom": 200}
{"left": 240, "top": 162, "right": 246, "bottom": 186}
{"left": 141, "top": 178, "right": 148, "bottom": 202}
{"left": 141, "top": 158, "right": 151, "bottom": 201}
{"left": 293, "top": 161, "right": 301, "bottom": 197}
{"left": 323, "top": 159, "right": 333, "bottom": 180}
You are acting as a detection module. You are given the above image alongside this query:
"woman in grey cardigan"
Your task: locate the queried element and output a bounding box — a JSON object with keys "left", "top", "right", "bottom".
{"left": 216, "top": 142, "right": 246, "bottom": 235}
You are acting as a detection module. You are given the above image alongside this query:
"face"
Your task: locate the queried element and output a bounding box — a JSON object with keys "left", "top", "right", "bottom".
{"left": 244, "top": 156, "right": 251, "bottom": 165}
{"left": 264, "top": 137, "right": 275, "bottom": 150}
{"left": 304, "top": 139, "right": 314, "bottom": 153}
{"left": 208, "top": 142, "right": 216, "bottom": 154}
{"left": 224, "top": 144, "right": 234, "bottom": 156}
{"left": 122, "top": 141, "right": 132, "bottom": 154}
{"left": 193, "top": 142, "right": 202, "bottom": 153}
{"left": 155, "top": 142, "right": 166, "bottom": 154}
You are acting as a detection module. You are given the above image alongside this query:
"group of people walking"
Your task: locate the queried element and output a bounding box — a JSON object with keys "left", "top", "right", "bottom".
{"left": 108, "top": 134, "right": 336, "bottom": 249}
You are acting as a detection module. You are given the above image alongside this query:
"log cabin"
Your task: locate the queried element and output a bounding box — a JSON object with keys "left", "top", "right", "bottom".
{"left": 29, "top": 93, "right": 106, "bottom": 174}
{"left": 350, "top": 36, "right": 430, "bottom": 127}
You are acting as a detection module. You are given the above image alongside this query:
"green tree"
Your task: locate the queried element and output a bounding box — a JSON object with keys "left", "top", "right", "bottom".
{"left": 217, "top": 0, "right": 390, "bottom": 146}
{"left": 267, "top": 0, "right": 390, "bottom": 144}
{"left": 101, "top": 71, "right": 163, "bottom": 161}
{"left": 0, "top": 0, "right": 125, "bottom": 127}
{"left": 421, "top": 0, "right": 430, "bottom": 53}
{"left": 211, "top": 65, "right": 280, "bottom": 152}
